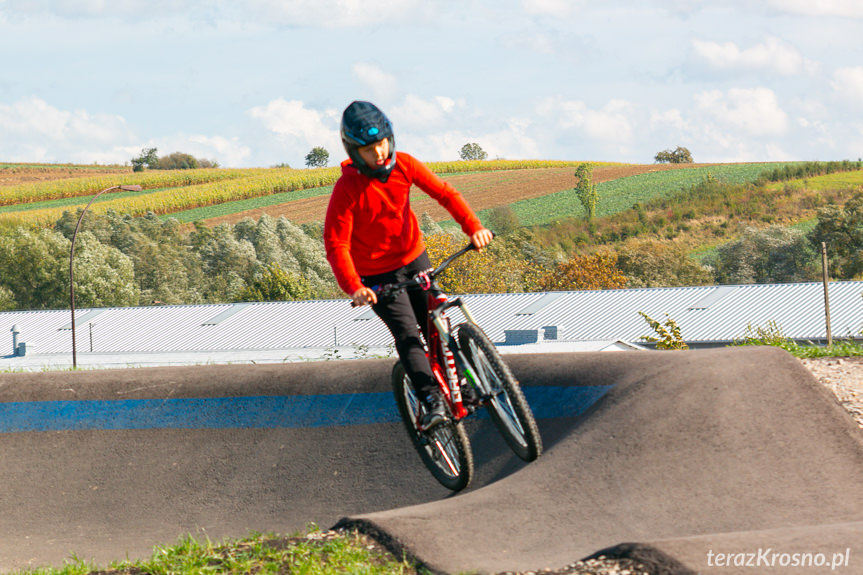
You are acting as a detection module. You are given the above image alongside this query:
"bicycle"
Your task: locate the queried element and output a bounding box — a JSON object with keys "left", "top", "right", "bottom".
{"left": 355, "top": 241, "right": 543, "bottom": 491}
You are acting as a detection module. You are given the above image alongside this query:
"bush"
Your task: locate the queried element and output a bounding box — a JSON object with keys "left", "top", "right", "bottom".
{"left": 617, "top": 239, "right": 714, "bottom": 288}
{"left": 158, "top": 152, "right": 200, "bottom": 170}
{"left": 707, "top": 225, "right": 816, "bottom": 284}
{"left": 654, "top": 146, "right": 693, "bottom": 164}
{"left": 536, "top": 252, "right": 627, "bottom": 291}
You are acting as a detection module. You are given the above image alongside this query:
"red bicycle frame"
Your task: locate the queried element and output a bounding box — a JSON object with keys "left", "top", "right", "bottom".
{"left": 417, "top": 273, "right": 470, "bottom": 422}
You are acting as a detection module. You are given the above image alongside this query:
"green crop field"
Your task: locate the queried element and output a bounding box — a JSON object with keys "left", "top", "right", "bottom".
{"left": 475, "top": 162, "right": 801, "bottom": 228}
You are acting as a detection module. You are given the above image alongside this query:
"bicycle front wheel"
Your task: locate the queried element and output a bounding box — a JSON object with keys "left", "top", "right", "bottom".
{"left": 456, "top": 322, "right": 543, "bottom": 462}
{"left": 391, "top": 362, "right": 474, "bottom": 491}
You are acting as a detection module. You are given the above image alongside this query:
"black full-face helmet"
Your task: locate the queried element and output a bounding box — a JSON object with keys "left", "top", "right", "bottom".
{"left": 340, "top": 100, "right": 397, "bottom": 182}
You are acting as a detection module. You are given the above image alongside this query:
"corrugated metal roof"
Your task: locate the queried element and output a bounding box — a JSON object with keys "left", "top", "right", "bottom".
{"left": 1, "top": 282, "right": 861, "bottom": 358}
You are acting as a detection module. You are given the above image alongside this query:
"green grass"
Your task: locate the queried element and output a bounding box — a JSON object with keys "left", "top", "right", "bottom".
{"left": 500, "top": 162, "right": 800, "bottom": 227}
{"left": 163, "top": 185, "right": 335, "bottom": 223}
{"left": 730, "top": 320, "right": 863, "bottom": 357}
{"left": 13, "top": 528, "right": 427, "bottom": 575}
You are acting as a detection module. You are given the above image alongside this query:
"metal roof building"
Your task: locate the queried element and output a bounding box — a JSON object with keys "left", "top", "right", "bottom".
{"left": 1, "top": 281, "right": 861, "bottom": 371}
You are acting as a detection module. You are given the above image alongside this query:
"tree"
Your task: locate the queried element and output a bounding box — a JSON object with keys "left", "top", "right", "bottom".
{"left": 574, "top": 163, "right": 598, "bottom": 221}
{"left": 808, "top": 191, "right": 863, "bottom": 279}
{"left": 237, "top": 263, "right": 312, "bottom": 302}
{"left": 654, "top": 146, "right": 694, "bottom": 164}
{"left": 459, "top": 143, "right": 488, "bottom": 161}
{"left": 305, "top": 146, "right": 330, "bottom": 168}
{"left": 55, "top": 210, "right": 207, "bottom": 305}
{"left": 486, "top": 205, "right": 521, "bottom": 236}
{"left": 0, "top": 227, "right": 71, "bottom": 309}
{"left": 617, "top": 239, "right": 714, "bottom": 288}
{"left": 131, "top": 147, "right": 159, "bottom": 172}
{"left": 535, "top": 252, "right": 627, "bottom": 291}
{"left": 157, "top": 151, "right": 200, "bottom": 170}
{"left": 423, "top": 232, "right": 535, "bottom": 294}
{"left": 195, "top": 224, "right": 258, "bottom": 300}
{"left": 707, "top": 225, "right": 816, "bottom": 284}
{"left": 69, "top": 232, "right": 139, "bottom": 307}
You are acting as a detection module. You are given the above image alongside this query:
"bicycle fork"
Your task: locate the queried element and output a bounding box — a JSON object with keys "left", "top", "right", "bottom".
{"left": 431, "top": 299, "right": 504, "bottom": 410}
{"left": 430, "top": 299, "right": 487, "bottom": 420}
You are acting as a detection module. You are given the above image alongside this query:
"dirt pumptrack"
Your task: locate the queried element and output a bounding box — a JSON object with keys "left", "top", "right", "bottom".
{"left": 1, "top": 347, "right": 862, "bottom": 575}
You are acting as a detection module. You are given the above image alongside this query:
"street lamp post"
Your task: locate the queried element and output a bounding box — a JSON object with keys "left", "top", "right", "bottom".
{"left": 70, "top": 184, "right": 143, "bottom": 368}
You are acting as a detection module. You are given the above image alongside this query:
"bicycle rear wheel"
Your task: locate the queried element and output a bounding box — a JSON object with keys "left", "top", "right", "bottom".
{"left": 456, "top": 322, "right": 543, "bottom": 462}
{"left": 391, "top": 362, "right": 474, "bottom": 491}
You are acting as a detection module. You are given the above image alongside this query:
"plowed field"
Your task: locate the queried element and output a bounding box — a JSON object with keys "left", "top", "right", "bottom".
{"left": 199, "top": 163, "right": 705, "bottom": 227}
{"left": 0, "top": 164, "right": 130, "bottom": 186}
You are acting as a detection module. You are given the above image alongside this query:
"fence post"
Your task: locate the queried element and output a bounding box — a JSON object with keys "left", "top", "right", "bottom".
{"left": 821, "top": 242, "right": 832, "bottom": 346}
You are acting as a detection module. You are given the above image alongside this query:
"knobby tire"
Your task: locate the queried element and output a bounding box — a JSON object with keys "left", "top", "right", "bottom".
{"left": 391, "top": 362, "right": 474, "bottom": 492}
{"left": 456, "top": 322, "right": 543, "bottom": 461}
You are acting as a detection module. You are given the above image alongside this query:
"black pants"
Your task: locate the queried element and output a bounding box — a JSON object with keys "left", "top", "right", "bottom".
{"left": 362, "top": 252, "right": 437, "bottom": 399}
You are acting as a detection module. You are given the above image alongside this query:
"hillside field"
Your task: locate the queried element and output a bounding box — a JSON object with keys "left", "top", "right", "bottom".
{"left": 0, "top": 160, "right": 763, "bottom": 229}
{"left": 1, "top": 160, "right": 860, "bottom": 234}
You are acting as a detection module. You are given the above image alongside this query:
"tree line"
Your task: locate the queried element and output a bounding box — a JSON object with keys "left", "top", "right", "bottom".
{"left": 1, "top": 167, "right": 862, "bottom": 312}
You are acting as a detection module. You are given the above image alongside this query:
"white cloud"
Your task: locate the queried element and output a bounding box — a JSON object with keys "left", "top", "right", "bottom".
{"left": 351, "top": 63, "right": 399, "bottom": 104}
{"left": 0, "top": 0, "right": 202, "bottom": 20}
{"left": 500, "top": 31, "right": 558, "bottom": 55}
{"left": 539, "top": 97, "right": 635, "bottom": 144}
{"left": 766, "top": 0, "right": 863, "bottom": 18}
{"left": 0, "top": 97, "right": 136, "bottom": 163}
{"left": 831, "top": 67, "right": 863, "bottom": 105}
{"left": 248, "top": 99, "right": 338, "bottom": 141}
{"left": 694, "top": 87, "right": 788, "bottom": 137}
{"left": 241, "top": 0, "right": 424, "bottom": 28}
{"left": 521, "top": 0, "right": 583, "bottom": 18}
{"left": 400, "top": 119, "right": 541, "bottom": 162}
{"left": 0, "top": 0, "right": 428, "bottom": 26}
{"left": 692, "top": 37, "right": 818, "bottom": 76}
{"left": 390, "top": 94, "right": 460, "bottom": 132}
{"left": 186, "top": 135, "right": 251, "bottom": 167}
{"left": 247, "top": 99, "right": 342, "bottom": 166}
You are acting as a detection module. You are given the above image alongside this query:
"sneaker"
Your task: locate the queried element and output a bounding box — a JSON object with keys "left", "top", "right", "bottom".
{"left": 421, "top": 391, "right": 448, "bottom": 429}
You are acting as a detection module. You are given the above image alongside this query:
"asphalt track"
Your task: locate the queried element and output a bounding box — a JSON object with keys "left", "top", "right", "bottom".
{"left": 1, "top": 347, "right": 862, "bottom": 574}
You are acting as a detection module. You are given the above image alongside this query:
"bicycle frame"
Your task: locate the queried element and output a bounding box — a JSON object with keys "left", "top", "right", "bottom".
{"left": 364, "top": 240, "right": 491, "bottom": 426}
{"left": 426, "top": 291, "right": 483, "bottom": 422}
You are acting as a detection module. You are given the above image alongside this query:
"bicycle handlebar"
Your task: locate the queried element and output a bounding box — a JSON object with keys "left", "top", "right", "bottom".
{"left": 350, "top": 235, "right": 492, "bottom": 307}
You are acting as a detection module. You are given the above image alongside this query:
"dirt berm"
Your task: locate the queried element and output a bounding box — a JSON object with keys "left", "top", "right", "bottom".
{"left": 0, "top": 347, "right": 861, "bottom": 574}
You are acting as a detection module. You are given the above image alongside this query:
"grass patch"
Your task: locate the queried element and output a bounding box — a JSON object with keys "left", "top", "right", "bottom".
{"left": 164, "top": 185, "right": 335, "bottom": 223}
{"left": 13, "top": 528, "right": 427, "bottom": 575}
{"left": 730, "top": 320, "right": 863, "bottom": 358}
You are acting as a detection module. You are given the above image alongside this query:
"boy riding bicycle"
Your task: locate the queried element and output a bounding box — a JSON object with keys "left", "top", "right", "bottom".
{"left": 324, "top": 100, "right": 493, "bottom": 429}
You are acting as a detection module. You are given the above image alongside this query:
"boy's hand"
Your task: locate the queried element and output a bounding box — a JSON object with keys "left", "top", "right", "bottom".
{"left": 351, "top": 286, "right": 377, "bottom": 307}
{"left": 471, "top": 228, "right": 494, "bottom": 251}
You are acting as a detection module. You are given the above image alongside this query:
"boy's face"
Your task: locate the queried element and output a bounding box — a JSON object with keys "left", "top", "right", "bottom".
{"left": 357, "top": 138, "right": 390, "bottom": 169}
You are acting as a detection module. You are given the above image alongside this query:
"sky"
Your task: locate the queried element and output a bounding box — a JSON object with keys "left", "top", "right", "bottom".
{"left": 1, "top": 0, "right": 863, "bottom": 169}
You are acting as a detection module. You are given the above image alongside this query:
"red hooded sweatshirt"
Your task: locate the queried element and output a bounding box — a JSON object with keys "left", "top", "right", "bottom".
{"left": 324, "top": 152, "right": 483, "bottom": 295}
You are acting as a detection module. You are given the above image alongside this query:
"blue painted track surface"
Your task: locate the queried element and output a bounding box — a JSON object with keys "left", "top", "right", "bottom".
{"left": 0, "top": 386, "right": 612, "bottom": 432}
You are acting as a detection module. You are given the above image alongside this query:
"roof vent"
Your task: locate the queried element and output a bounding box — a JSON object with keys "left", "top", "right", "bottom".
{"left": 59, "top": 309, "right": 106, "bottom": 330}
{"left": 202, "top": 303, "right": 251, "bottom": 326}
{"left": 516, "top": 292, "right": 564, "bottom": 315}
{"left": 687, "top": 286, "right": 736, "bottom": 311}
{"left": 542, "top": 325, "right": 564, "bottom": 340}
{"left": 504, "top": 329, "right": 539, "bottom": 345}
